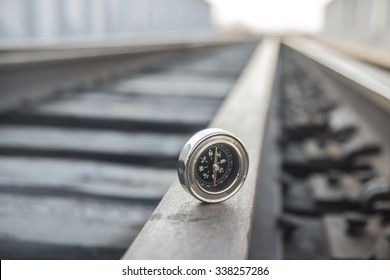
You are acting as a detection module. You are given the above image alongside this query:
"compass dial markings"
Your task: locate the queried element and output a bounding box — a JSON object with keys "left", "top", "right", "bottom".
{"left": 194, "top": 143, "right": 239, "bottom": 192}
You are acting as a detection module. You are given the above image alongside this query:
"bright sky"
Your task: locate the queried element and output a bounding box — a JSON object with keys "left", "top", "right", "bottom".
{"left": 207, "top": 0, "right": 332, "bottom": 34}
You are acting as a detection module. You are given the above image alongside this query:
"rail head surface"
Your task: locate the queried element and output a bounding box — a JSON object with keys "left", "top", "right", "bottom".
{"left": 316, "top": 36, "right": 390, "bottom": 70}
{"left": 284, "top": 37, "right": 390, "bottom": 115}
{"left": 122, "top": 38, "right": 280, "bottom": 260}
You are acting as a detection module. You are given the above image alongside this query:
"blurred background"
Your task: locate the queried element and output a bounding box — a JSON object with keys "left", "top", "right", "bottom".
{"left": 0, "top": 0, "right": 389, "bottom": 47}
{"left": 0, "top": 0, "right": 389, "bottom": 260}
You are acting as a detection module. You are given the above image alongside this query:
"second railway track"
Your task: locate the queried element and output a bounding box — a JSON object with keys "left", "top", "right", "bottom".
{"left": 250, "top": 42, "right": 390, "bottom": 260}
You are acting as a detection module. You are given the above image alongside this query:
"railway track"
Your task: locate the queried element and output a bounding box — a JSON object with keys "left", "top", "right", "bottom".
{"left": 0, "top": 41, "right": 258, "bottom": 259}
{"left": 249, "top": 43, "right": 390, "bottom": 260}
{"left": 1, "top": 37, "right": 389, "bottom": 260}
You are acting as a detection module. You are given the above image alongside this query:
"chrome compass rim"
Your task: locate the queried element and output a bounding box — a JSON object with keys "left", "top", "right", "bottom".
{"left": 177, "top": 128, "right": 249, "bottom": 203}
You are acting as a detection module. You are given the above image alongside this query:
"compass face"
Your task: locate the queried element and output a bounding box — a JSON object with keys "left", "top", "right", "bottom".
{"left": 177, "top": 128, "right": 249, "bottom": 203}
{"left": 194, "top": 143, "right": 239, "bottom": 193}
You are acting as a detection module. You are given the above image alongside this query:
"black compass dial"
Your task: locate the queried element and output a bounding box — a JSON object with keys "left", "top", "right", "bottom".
{"left": 194, "top": 143, "right": 240, "bottom": 192}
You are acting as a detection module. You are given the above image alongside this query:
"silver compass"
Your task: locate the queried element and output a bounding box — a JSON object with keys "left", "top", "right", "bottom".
{"left": 178, "top": 128, "right": 249, "bottom": 203}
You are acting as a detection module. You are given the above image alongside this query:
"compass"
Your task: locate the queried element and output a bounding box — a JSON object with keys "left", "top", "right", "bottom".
{"left": 178, "top": 128, "right": 249, "bottom": 203}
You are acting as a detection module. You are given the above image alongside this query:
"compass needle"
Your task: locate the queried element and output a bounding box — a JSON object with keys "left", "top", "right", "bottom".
{"left": 178, "top": 128, "right": 249, "bottom": 203}
{"left": 213, "top": 147, "right": 218, "bottom": 187}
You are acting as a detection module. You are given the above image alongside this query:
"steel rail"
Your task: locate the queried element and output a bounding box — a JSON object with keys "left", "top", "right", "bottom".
{"left": 284, "top": 38, "right": 390, "bottom": 115}
{"left": 122, "top": 38, "right": 280, "bottom": 260}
